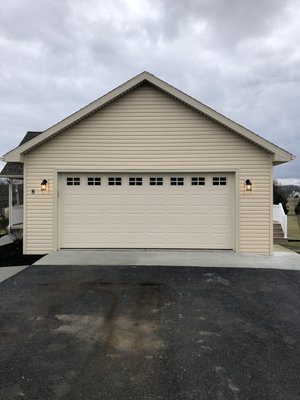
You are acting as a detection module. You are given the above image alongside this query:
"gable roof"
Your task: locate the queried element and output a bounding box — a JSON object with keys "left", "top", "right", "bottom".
{"left": 0, "top": 131, "right": 42, "bottom": 177}
{"left": 18, "top": 131, "right": 42, "bottom": 146}
{"left": 2, "top": 72, "right": 295, "bottom": 165}
{"left": 0, "top": 162, "right": 23, "bottom": 178}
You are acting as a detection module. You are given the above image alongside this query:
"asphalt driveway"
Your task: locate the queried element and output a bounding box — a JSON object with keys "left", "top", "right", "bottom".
{"left": 0, "top": 265, "right": 300, "bottom": 400}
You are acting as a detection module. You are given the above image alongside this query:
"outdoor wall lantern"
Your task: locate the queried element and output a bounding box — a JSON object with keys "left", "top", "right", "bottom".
{"left": 245, "top": 179, "right": 252, "bottom": 192}
{"left": 41, "top": 179, "right": 48, "bottom": 191}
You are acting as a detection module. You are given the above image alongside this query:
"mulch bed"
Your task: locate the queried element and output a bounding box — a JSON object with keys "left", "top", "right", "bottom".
{"left": 0, "top": 240, "right": 44, "bottom": 267}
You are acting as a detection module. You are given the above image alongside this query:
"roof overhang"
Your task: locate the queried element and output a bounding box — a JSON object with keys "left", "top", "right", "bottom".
{"left": 2, "top": 71, "right": 295, "bottom": 164}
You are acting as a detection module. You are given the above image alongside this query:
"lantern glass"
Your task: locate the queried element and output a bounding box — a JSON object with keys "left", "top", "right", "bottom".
{"left": 41, "top": 179, "right": 48, "bottom": 191}
{"left": 245, "top": 179, "right": 252, "bottom": 191}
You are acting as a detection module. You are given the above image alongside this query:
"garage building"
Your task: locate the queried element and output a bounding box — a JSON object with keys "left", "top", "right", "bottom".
{"left": 1, "top": 72, "right": 294, "bottom": 255}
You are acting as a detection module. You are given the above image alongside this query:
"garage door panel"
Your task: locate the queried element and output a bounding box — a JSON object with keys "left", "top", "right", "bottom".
{"left": 85, "top": 197, "right": 105, "bottom": 206}
{"left": 210, "top": 195, "right": 229, "bottom": 205}
{"left": 144, "top": 215, "right": 165, "bottom": 224}
{"left": 188, "top": 207, "right": 207, "bottom": 215}
{"left": 84, "top": 207, "right": 106, "bottom": 222}
{"left": 145, "top": 196, "right": 164, "bottom": 205}
{"left": 64, "top": 204, "right": 83, "bottom": 213}
{"left": 212, "top": 206, "right": 231, "bottom": 215}
{"left": 125, "top": 195, "right": 145, "bottom": 205}
{"left": 124, "top": 209, "right": 146, "bottom": 217}
{"left": 63, "top": 195, "right": 84, "bottom": 206}
{"left": 94, "top": 196, "right": 123, "bottom": 206}
{"left": 63, "top": 232, "right": 82, "bottom": 246}
{"left": 210, "top": 214, "right": 231, "bottom": 223}
{"left": 84, "top": 216, "right": 105, "bottom": 225}
{"left": 167, "top": 196, "right": 187, "bottom": 206}
{"left": 60, "top": 173, "right": 234, "bottom": 249}
{"left": 64, "top": 218, "right": 82, "bottom": 227}
{"left": 189, "top": 196, "right": 208, "bottom": 206}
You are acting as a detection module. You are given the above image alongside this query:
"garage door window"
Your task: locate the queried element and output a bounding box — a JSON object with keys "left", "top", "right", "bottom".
{"left": 66, "top": 177, "right": 80, "bottom": 186}
{"left": 108, "top": 177, "right": 122, "bottom": 186}
{"left": 170, "top": 177, "right": 184, "bottom": 186}
{"left": 213, "top": 177, "right": 227, "bottom": 186}
{"left": 88, "top": 177, "right": 101, "bottom": 186}
{"left": 129, "top": 177, "right": 143, "bottom": 186}
{"left": 191, "top": 177, "right": 205, "bottom": 186}
{"left": 150, "top": 177, "right": 163, "bottom": 186}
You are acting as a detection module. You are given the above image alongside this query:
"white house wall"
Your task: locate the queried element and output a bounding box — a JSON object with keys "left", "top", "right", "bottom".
{"left": 24, "top": 83, "right": 272, "bottom": 255}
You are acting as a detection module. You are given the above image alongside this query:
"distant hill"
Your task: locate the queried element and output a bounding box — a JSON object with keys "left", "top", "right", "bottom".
{"left": 277, "top": 185, "right": 300, "bottom": 197}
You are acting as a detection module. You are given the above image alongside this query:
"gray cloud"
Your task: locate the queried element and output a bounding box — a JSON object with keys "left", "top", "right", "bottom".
{"left": 0, "top": 0, "right": 299, "bottom": 179}
{"left": 158, "top": 0, "right": 288, "bottom": 44}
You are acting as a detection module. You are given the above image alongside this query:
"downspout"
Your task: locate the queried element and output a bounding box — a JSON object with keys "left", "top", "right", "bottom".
{"left": 7, "top": 178, "right": 12, "bottom": 232}
{"left": 15, "top": 182, "right": 20, "bottom": 206}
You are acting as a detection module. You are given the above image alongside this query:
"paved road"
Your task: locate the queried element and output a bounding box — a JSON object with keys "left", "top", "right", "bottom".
{"left": 0, "top": 265, "right": 300, "bottom": 400}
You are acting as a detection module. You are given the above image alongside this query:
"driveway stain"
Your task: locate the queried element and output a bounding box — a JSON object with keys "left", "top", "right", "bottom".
{"left": 215, "top": 366, "right": 240, "bottom": 400}
{"left": 203, "top": 272, "right": 231, "bottom": 285}
{"left": 198, "top": 330, "right": 221, "bottom": 337}
{"left": 55, "top": 314, "right": 164, "bottom": 352}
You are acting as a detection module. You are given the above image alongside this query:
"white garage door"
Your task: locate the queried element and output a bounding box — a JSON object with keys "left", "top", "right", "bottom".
{"left": 59, "top": 173, "right": 234, "bottom": 249}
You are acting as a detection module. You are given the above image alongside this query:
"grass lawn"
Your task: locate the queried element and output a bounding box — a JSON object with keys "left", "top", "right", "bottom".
{"left": 287, "top": 197, "right": 299, "bottom": 211}
{"left": 287, "top": 214, "right": 300, "bottom": 239}
{"left": 281, "top": 205, "right": 300, "bottom": 253}
{"left": 0, "top": 226, "right": 8, "bottom": 236}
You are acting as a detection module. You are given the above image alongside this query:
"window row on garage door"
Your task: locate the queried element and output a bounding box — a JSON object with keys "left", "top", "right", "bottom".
{"left": 65, "top": 175, "right": 228, "bottom": 187}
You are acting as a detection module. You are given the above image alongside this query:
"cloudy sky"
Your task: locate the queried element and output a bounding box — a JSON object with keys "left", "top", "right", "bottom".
{"left": 0, "top": 0, "right": 299, "bottom": 182}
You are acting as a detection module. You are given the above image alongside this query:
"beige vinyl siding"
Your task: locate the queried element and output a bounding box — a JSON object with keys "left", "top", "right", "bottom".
{"left": 24, "top": 83, "right": 272, "bottom": 254}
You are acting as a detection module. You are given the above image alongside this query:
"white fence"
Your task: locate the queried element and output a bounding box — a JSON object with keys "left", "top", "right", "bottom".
{"left": 273, "top": 203, "right": 287, "bottom": 238}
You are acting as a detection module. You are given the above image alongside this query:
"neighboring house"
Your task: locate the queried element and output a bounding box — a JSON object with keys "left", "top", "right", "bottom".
{"left": 0, "top": 72, "right": 295, "bottom": 255}
{"left": 0, "top": 132, "right": 40, "bottom": 230}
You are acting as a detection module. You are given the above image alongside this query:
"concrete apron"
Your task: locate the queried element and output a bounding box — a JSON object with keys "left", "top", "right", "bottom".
{"left": 0, "top": 266, "right": 28, "bottom": 283}
{"left": 34, "top": 248, "right": 300, "bottom": 270}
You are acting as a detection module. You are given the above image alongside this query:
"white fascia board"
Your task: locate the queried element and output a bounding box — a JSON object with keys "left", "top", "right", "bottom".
{"left": 2, "top": 71, "right": 295, "bottom": 163}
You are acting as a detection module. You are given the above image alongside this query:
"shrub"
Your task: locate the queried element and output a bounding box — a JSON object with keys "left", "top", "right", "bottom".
{"left": 0, "top": 216, "right": 8, "bottom": 232}
{"left": 273, "top": 181, "right": 288, "bottom": 214}
{"left": 295, "top": 200, "right": 300, "bottom": 215}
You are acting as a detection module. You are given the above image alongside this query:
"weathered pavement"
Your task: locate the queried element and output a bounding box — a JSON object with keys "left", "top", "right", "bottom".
{"left": 0, "top": 265, "right": 300, "bottom": 399}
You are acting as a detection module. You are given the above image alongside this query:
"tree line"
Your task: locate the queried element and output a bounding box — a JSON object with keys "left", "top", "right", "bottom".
{"left": 273, "top": 182, "right": 300, "bottom": 215}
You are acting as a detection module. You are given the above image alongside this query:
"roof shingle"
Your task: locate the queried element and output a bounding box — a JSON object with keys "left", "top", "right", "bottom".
{"left": 0, "top": 131, "right": 42, "bottom": 177}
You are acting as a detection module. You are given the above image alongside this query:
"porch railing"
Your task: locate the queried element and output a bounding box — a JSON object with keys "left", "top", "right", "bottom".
{"left": 12, "top": 205, "right": 23, "bottom": 226}
{"left": 273, "top": 203, "right": 287, "bottom": 239}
